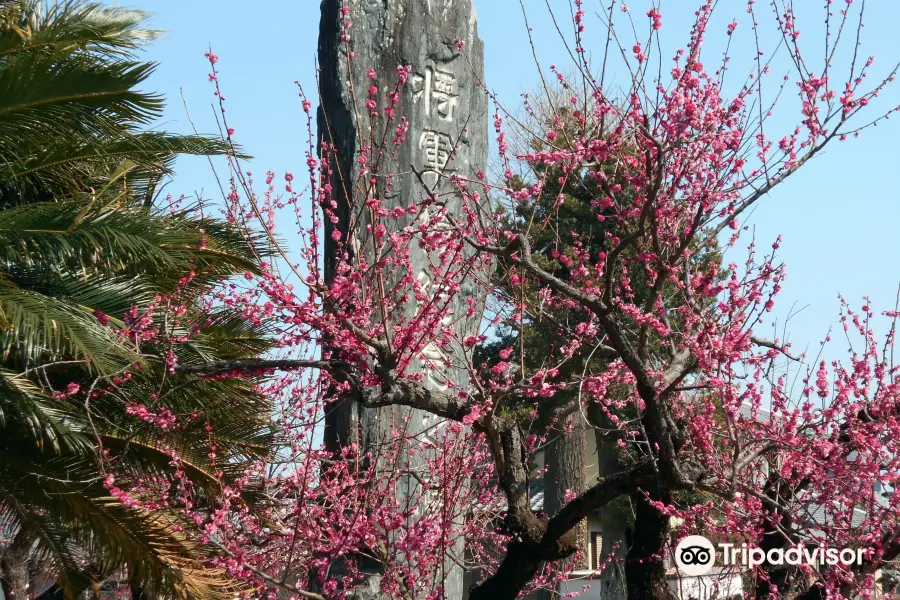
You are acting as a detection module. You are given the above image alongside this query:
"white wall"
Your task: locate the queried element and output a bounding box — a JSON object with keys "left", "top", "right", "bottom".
{"left": 559, "top": 570, "right": 743, "bottom": 600}
{"left": 667, "top": 570, "right": 744, "bottom": 600}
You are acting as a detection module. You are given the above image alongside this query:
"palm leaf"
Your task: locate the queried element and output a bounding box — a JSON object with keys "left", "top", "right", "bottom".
{"left": 0, "top": 452, "right": 246, "bottom": 599}
{"left": 0, "top": 1, "right": 158, "bottom": 60}
{"left": 0, "top": 278, "right": 136, "bottom": 373}
{"left": 0, "top": 368, "right": 90, "bottom": 453}
{"left": 0, "top": 2, "right": 275, "bottom": 596}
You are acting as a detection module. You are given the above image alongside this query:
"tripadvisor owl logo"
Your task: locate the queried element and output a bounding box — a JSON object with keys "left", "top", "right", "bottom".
{"left": 674, "top": 535, "right": 716, "bottom": 576}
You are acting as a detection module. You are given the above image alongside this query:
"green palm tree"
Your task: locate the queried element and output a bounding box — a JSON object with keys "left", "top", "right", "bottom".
{"left": 0, "top": 2, "right": 275, "bottom": 598}
{"left": 0, "top": 0, "right": 234, "bottom": 206}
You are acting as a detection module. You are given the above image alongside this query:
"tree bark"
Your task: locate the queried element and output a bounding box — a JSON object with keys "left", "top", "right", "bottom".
{"left": 545, "top": 421, "right": 589, "bottom": 570}
{"left": 469, "top": 540, "right": 544, "bottom": 600}
{"left": 593, "top": 427, "right": 629, "bottom": 600}
{"left": 1, "top": 530, "right": 31, "bottom": 600}
{"left": 33, "top": 564, "right": 103, "bottom": 600}
{"left": 539, "top": 420, "right": 588, "bottom": 600}
{"left": 129, "top": 580, "right": 147, "bottom": 600}
{"left": 753, "top": 516, "right": 796, "bottom": 598}
{"left": 624, "top": 488, "right": 676, "bottom": 600}
{"left": 752, "top": 470, "right": 806, "bottom": 599}
{"left": 468, "top": 454, "right": 654, "bottom": 600}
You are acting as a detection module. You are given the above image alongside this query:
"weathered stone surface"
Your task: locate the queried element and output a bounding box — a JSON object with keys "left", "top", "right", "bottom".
{"left": 317, "top": 1, "right": 488, "bottom": 598}
{"left": 318, "top": 0, "right": 487, "bottom": 275}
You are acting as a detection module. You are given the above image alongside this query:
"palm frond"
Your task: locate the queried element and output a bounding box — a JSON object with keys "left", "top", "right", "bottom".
{"left": 0, "top": 278, "right": 136, "bottom": 373}
{"left": 0, "top": 368, "right": 90, "bottom": 453}
{"left": 0, "top": 3, "right": 275, "bottom": 596}
{"left": 0, "top": 199, "right": 263, "bottom": 282}
{"left": 0, "top": 452, "right": 246, "bottom": 599}
{"left": 0, "top": 1, "right": 158, "bottom": 60}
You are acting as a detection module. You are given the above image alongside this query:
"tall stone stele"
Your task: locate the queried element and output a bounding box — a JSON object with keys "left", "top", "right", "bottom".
{"left": 317, "top": 0, "right": 488, "bottom": 598}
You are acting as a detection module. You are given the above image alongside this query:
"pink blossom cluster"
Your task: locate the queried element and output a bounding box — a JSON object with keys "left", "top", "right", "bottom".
{"left": 78, "top": 1, "right": 900, "bottom": 599}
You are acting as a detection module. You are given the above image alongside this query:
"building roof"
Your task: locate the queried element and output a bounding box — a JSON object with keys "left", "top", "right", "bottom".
{"left": 737, "top": 403, "right": 771, "bottom": 422}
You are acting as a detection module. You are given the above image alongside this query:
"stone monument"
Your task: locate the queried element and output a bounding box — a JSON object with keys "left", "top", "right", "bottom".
{"left": 317, "top": 0, "right": 488, "bottom": 598}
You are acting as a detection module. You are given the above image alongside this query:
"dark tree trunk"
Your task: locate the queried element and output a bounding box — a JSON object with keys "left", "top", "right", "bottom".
{"left": 317, "top": 0, "right": 362, "bottom": 463}
{"left": 592, "top": 427, "right": 629, "bottom": 600}
{"left": 753, "top": 521, "right": 794, "bottom": 598}
{"left": 469, "top": 542, "right": 543, "bottom": 600}
{"left": 467, "top": 458, "right": 653, "bottom": 600}
{"left": 624, "top": 489, "right": 675, "bottom": 600}
{"left": 129, "top": 581, "right": 147, "bottom": 599}
{"left": 544, "top": 420, "right": 588, "bottom": 570}
{"left": 34, "top": 564, "right": 103, "bottom": 600}
{"left": 538, "top": 420, "right": 588, "bottom": 600}
{"left": 1, "top": 530, "right": 31, "bottom": 600}
{"left": 793, "top": 585, "right": 827, "bottom": 600}
{"left": 753, "top": 471, "right": 804, "bottom": 599}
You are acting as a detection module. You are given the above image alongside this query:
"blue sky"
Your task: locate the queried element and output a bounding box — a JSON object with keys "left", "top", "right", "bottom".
{"left": 125, "top": 0, "right": 900, "bottom": 366}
